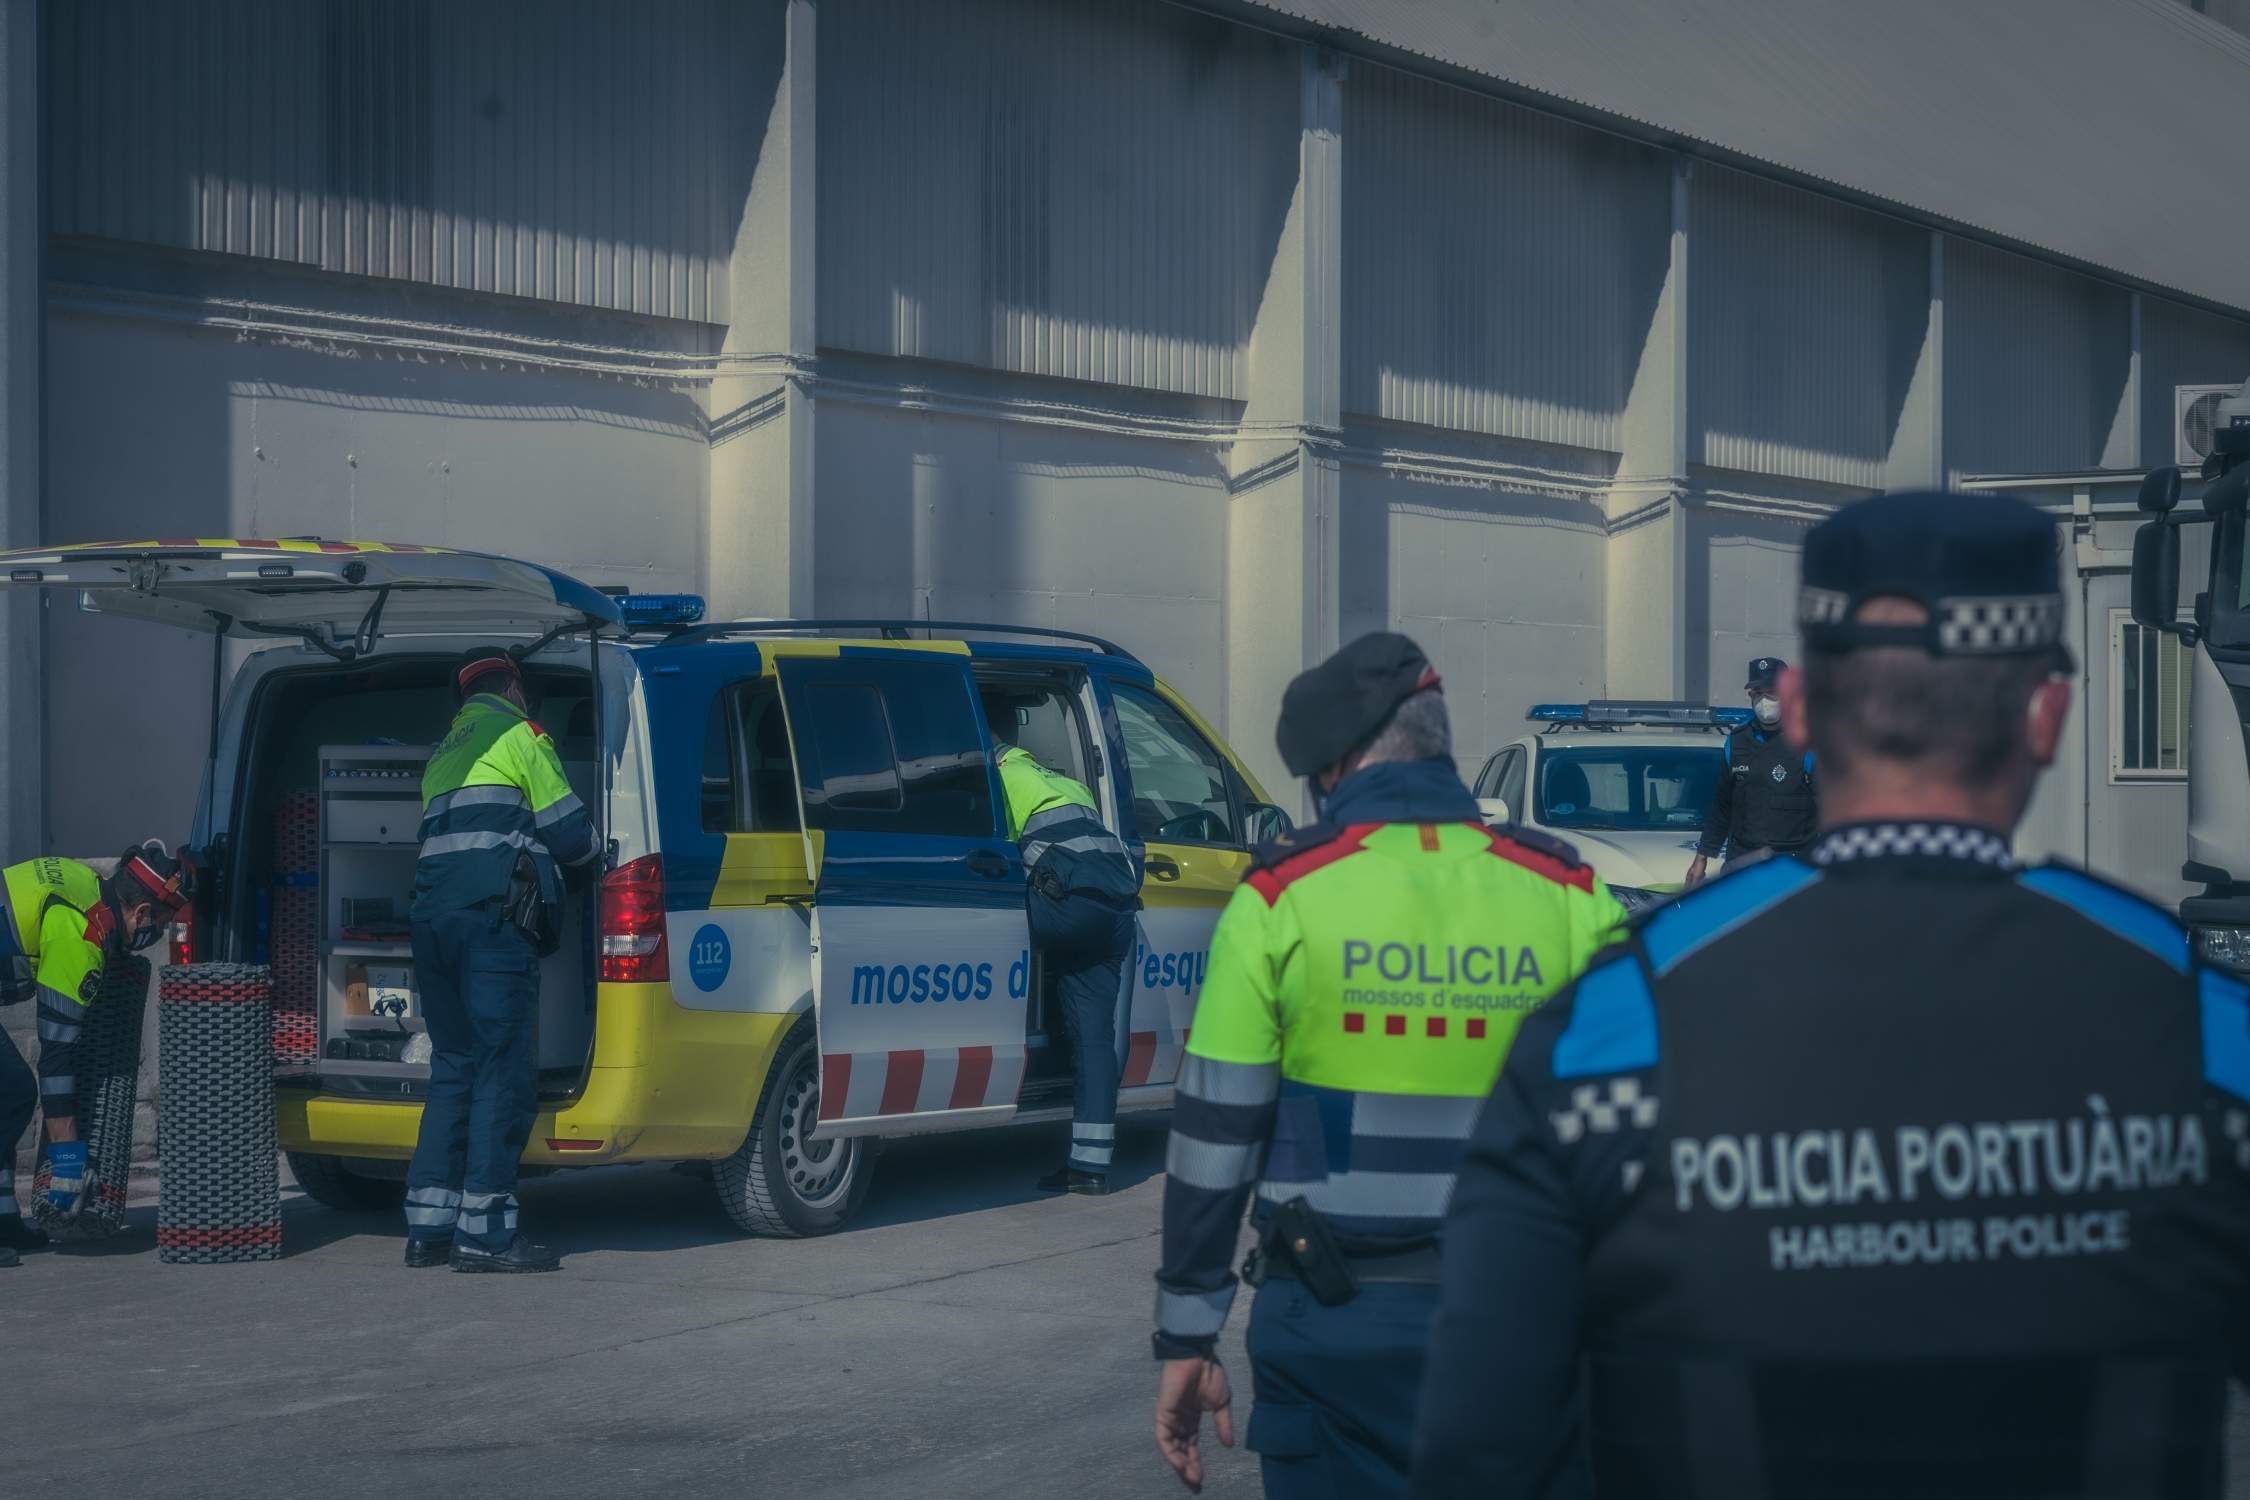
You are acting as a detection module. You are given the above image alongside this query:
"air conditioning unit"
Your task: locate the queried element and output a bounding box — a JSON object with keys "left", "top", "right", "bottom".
{"left": 2178, "top": 382, "right": 2250, "bottom": 466}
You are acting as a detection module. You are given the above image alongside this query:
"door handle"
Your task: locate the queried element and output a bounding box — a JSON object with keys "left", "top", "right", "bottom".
{"left": 966, "top": 850, "right": 1010, "bottom": 879}
{"left": 1145, "top": 854, "right": 1182, "bottom": 882}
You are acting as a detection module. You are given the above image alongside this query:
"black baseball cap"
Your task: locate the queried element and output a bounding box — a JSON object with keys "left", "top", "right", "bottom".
{"left": 1800, "top": 491, "right": 2064, "bottom": 659}
{"left": 1276, "top": 633, "right": 1441, "bottom": 778}
{"left": 1746, "top": 657, "right": 1786, "bottom": 691}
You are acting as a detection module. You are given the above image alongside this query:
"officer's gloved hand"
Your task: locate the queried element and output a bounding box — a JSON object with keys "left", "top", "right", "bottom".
{"left": 44, "top": 1140, "right": 88, "bottom": 1217}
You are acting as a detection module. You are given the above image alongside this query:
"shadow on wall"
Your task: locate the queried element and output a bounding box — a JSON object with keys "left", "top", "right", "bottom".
{"left": 41, "top": 303, "right": 711, "bottom": 858}
{"left": 1688, "top": 508, "right": 1813, "bottom": 706}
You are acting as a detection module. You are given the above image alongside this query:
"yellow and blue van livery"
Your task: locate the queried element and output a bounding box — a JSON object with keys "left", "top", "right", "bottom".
{"left": 0, "top": 540, "right": 1283, "bottom": 1236}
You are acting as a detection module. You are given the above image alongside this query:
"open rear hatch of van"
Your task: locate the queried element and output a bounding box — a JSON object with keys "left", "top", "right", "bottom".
{"left": 0, "top": 538, "right": 625, "bottom": 1102}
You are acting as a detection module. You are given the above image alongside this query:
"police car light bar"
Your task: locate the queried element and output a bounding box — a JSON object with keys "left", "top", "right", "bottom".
{"left": 1528, "top": 701, "right": 1750, "bottom": 729}
{"left": 615, "top": 593, "right": 707, "bottom": 628}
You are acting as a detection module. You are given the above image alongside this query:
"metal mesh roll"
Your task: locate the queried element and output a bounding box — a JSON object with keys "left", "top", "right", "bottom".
{"left": 157, "top": 963, "right": 281, "bottom": 1264}
{"left": 29, "top": 954, "right": 151, "bottom": 1241}
{"left": 269, "top": 793, "right": 320, "bottom": 1068}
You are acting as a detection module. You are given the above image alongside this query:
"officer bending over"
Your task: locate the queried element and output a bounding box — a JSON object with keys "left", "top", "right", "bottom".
{"left": 1414, "top": 491, "right": 2250, "bottom": 1498}
{"left": 402, "top": 649, "right": 596, "bottom": 1273}
{"left": 986, "top": 696, "right": 1140, "bottom": 1195}
{"left": 1152, "top": 634, "right": 1624, "bottom": 1497}
{"left": 0, "top": 843, "right": 190, "bottom": 1266}
{"left": 1685, "top": 655, "right": 1816, "bottom": 885}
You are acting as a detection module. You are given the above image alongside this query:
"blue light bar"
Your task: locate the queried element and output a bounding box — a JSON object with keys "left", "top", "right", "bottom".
{"left": 1527, "top": 700, "right": 1752, "bottom": 729}
{"left": 616, "top": 593, "right": 707, "bottom": 628}
{"left": 1712, "top": 706, "right": 1753, "bottom": 728}
{"left": 1526, "top": 703, "right": 1587, "bottom": 722}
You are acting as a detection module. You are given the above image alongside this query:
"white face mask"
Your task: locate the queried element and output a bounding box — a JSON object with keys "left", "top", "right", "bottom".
{"left": 1753, "top": 696, "right": 1782, "bottom": 727}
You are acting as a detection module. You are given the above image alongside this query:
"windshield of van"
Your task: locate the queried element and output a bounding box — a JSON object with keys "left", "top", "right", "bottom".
{"left": 1535, "top": 744, "right": 1720, "bottom": 832}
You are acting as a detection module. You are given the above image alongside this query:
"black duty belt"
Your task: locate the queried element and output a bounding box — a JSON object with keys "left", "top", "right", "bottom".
{"left": 1247, "top": 1241, "right": 1443, "bottom": 1287}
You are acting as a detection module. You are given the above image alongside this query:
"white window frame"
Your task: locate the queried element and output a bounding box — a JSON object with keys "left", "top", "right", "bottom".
{"left": 2109, "top": 607, "right": 2192, "bottom": 784}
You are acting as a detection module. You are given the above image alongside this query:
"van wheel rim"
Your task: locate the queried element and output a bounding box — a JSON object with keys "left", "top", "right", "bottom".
{"left": 778, "top": 1051, "right": 857, "bottom": 1211}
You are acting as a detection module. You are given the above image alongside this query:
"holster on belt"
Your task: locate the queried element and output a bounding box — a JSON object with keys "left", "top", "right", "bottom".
{"left": 505, "top": 852, "right": 560, "bottom": 957}
{"left": 1245, "top": 1195, "right": 1361, "bottom": 1307}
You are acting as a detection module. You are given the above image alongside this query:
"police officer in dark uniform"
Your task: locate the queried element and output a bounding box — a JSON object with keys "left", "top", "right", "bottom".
{"left": 1685, "top": 656, "right": 1816, "bottom": 885}
{"left": 1412, "top": 490, "right": 2250, "bottom": 1499}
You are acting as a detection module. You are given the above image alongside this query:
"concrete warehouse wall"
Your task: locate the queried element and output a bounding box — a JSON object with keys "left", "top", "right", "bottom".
{"left": 4, "top": 0, "right": 2250, "bottom": 891}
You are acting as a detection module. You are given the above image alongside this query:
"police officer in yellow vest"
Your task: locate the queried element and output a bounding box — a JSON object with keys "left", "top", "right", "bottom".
{"left": 1151, "top": 634, "right": 1626, "bottom": 1497}
{"left": 0, "top": 844, "right": 192, "bottom": 1266}
{"left": 402, "top": 649, "right": 596, "bottom": 1273}
{"left": 987, "top": 697, "right": 1141, "bottom": 1196}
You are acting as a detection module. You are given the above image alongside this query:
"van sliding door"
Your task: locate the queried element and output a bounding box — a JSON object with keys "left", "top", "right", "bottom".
{"left": 775, "top": 653, "right": 1029, "bottom": 1139}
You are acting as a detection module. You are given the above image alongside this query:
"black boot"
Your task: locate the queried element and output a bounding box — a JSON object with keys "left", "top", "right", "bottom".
{"left": 0, "top": 1244, "right": 17, "bottom": 1268}
{"left": 1036, "top": 1166, "right": 1110, "bottom": 1197}
{"left": 403, "top": 1236, "right": 453, "bottom": 1269}
{"left": 0, "top": 1216, "right": 49, "bottom": 1253}
{"left": 450, "top": 1237, "right": 561, "bottom": 1274}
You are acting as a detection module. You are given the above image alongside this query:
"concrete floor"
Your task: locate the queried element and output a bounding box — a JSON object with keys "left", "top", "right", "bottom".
{"left": 15, "top": 1113, "right": 2250, "bottom": 1498}
{"left": 10, "top": 1114, "right": 1259, "bottom": 1499}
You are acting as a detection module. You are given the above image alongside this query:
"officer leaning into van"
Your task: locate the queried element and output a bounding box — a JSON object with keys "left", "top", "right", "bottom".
{"left": 0, "top": 843, "right": 191, "bottom": 1266}
{"left": 1151, "top": 634, "right": 1626, "bottom": 1497}
{"left": 1684, "top": 655, "right": 1817, "bottom": 885}
{"left": 1413, "top": 491, "right": 2250, "bottom": 1498}
{"left": 402, "top": 649, "right": 596, "bottom": 1273}
{"left": 989, "top": 707, "right": 1141, "bottom": 1195}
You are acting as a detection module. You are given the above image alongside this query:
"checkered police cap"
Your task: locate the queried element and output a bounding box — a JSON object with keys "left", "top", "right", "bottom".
{"left": 1798, "top": 491, "right": 2066, "bottom": 659}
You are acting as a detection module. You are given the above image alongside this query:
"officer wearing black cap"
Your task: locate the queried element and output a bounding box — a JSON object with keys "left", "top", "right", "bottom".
{"left": 1152, "top": 633, "right": 1625, "bottom": 1497}
{"left": 1413, "top": 491, "right": 2250, "bottom": 1498}
{"left": 1685, "top": 655, "right": 1817, "bottom": 886}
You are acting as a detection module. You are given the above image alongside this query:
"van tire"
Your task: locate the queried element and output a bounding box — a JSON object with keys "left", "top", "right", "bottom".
{"left": 287, "top": 1152, "right": 408, "bottom": 1213}
{"left": 717, "top": 1022, "right": 873, "bottom": 1237}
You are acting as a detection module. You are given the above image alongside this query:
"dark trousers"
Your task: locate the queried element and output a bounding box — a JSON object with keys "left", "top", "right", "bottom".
{"left": 1245, "top": 1279, "right": 1440, "bottom": 1500}
{"left": 0, "top": 1024, "right": 32, "bottom": 1219}
{"left": 1028, "top": 883, "right": 1134, "bottom": 1177}
{"left": 404, "top": 905, "right": 540, "bottom": 1252}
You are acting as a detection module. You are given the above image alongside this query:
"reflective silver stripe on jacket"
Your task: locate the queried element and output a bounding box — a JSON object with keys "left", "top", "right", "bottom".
{"left": 1021, "top": 825, "right": 1130, "bottom": 872}
{"left": 1177, "top": 1054, "right": 1281, "bottom": 1108}
{"left": 40, "top": 1074, "right": 75, "bottom": 1096}
{"left": 1155, "top": 1284, "right": 1236, "bottom": 1339}
{"left": 1255, "top": 1168, "right": 1457, "bottom": 1222}
{"left": 1349, "top": 1092, "right": 1485, "bottom": 1140}
{"left": 418, "top": 829, "right": 540, "bottom": 859}
{"left": 532, "top": 792, "right": 586, "bottom": 829}
{"left": 403, "top": 1186, "right": 462, "bottom": 1228}
{"left": 1166, "top": 1134, "right": 1265, "bottom": 1191}
{"left": 422, "top": 785, "right": 529, "bottom": 817}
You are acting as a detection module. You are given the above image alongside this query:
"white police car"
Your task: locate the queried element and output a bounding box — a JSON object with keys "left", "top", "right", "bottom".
{"left": 1470, "top": 701, "right": 1748, "bottom": 906}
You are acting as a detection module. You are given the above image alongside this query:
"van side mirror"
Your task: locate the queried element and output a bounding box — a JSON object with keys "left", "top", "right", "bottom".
{"left": 2131, "top": 521, "right": 2186, "bottom": 638}
{"left": 1244, "top": 802, "right": 1293, "bottom": 846}
{"left": 1477, "top": 797, "right": 1510, "bottom": 827}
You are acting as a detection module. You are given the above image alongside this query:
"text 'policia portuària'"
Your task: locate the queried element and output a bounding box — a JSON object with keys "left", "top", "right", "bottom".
{"left": 1667, "top": 1098, "right": 2209, "bottom": 1272}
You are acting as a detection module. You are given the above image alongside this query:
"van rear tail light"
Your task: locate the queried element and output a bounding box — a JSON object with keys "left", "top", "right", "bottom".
{"left": 168, "top": 918, "right": 195, "bottom": 967}
{"left": 598, "top": 854, "right": 668, "bottom": 983}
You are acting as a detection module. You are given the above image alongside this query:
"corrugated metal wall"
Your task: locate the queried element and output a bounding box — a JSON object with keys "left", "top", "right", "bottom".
{"left": 819, "top": 0, "right": 1297, "bottom": 399}
{"left": 1944, "top": 237, "right": 2133, "bottom": 476}
{"left": 2141, "top": 296, "right": 2250, "bottom": 469}
{"left": 47, "top": 0, "right": 756, "bottom": 322}
{"left": 1689, "top": 165, "right": 1924, "bottom": 488}
{"left": 1342, "top": 64, "right": 1668, "bottom": 454}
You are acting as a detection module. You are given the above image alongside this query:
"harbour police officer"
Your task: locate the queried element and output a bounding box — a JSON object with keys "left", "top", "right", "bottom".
{"left": 1685, "top": 656, "right": 1816, "bottom": 884}
{"left": 986, "top": 697, "right": 1141, "bottom": 1195}
{"left": 1414, "top": 491, "right": 2250, "bottom": 1497}
{"left": 1152, "top": 634, "right": 1625, "bottom": 1496}
{"left": 402, "top": 649, "right": 596, "bottom": 1273}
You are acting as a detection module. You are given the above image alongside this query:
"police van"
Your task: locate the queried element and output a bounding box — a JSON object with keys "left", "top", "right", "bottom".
{"left": 0, "top": 540, "right": 1288, "bottom": 1236}
{"left": 1470, "top": 701, "right": 1749, "bottom": 905}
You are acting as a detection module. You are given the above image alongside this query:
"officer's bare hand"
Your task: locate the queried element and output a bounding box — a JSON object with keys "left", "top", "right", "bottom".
{"left": 1685, "top": 855, "right": 1709, "bottom": 888}
{"left": 1155, "top": 1356, "right": 1234, "bottom": 1492}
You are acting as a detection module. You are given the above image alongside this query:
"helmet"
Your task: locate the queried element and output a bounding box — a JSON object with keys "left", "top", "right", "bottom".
{"left": 453, "top": 646, "right": 524, "bottom": 704}
{"left": 110, "top": 840, "right": 195, "bottom": 952}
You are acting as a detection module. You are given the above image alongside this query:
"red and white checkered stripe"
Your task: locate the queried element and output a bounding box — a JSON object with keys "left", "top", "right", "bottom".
{"left": 1120, "top": 1027, "right": 1188, "bottom": 1089}
{"left": 820, "top": 1044, "right": 1028, "bottom": 1123}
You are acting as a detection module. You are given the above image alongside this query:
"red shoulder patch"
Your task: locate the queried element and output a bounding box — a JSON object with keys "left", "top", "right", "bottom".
{"left": 81, "top": 902, "right": 116, "bottom": 949}
{"left": 525, "top": 720, "right": 550, "bottom": 739}
{"left": 1478, "top": 825, "right": 1595, "bottom": 892}
{"left": 1245, "top": 825, "right": 1376, "bottom": 906}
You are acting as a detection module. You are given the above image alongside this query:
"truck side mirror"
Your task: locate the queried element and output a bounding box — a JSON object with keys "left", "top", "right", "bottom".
{"left": 2138, "top": 466, "right": 2182, "bottom": 515}
{"left": 2131, "top": 521, "right": 2181, "bottom": 633}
